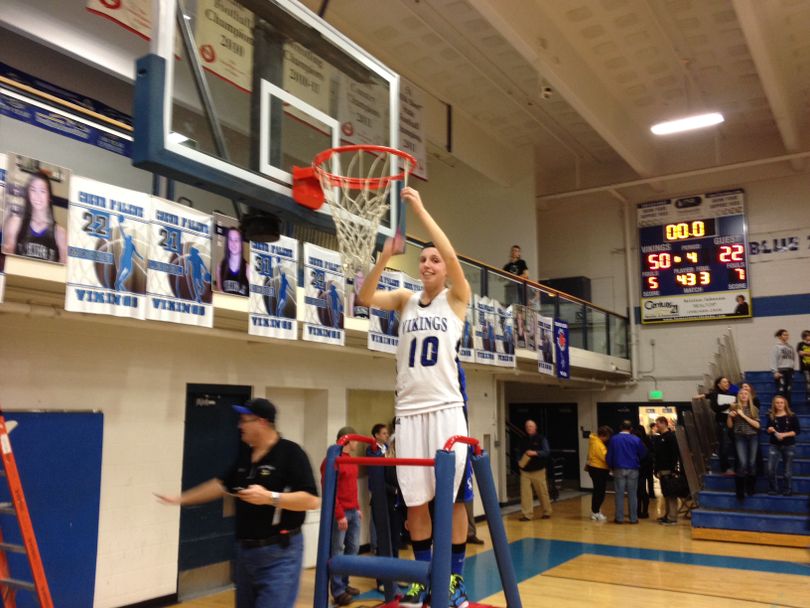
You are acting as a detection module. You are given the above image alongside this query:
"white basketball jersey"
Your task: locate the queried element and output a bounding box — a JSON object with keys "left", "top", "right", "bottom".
{"left": 395, "top": 289, "right": 465, "bottom": 414}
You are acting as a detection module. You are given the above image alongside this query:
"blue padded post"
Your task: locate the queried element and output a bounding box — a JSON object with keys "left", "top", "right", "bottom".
{"left": 430, "top": 449, "right": 455, "bottom": 608}
{"left": 329, "top": 555, "right": 430, "bottom": 583}
{"left": 472, "top": 451, "right": 523, "bottom": 608}
{"left": 314, "top": 443, "right": 342, "bottom": 608}
{"left": 366, "top": 445, "right": 396, "bottom": 602}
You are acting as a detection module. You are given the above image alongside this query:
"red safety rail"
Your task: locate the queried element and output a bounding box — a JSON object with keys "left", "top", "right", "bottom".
{"left": 443, "top": 435, "right": 483, "bottom": 456}
{"left": 0, "top": 412, "right": 54, "bottom": 608}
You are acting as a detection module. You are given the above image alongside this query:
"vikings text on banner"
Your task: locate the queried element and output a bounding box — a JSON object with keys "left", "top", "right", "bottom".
{"left": 495, "top": 303, "right": 515, "bottom": 367}
{"left": 367, "top": 270, "right": 402, "bottom": 354}
{"left": 66, "top": 177, "right": 151, "bottom": 319}
{"left": 537, "top": 315, "right": 554, "bottom": 376}
{"left": 302, "top": 243, "right": 345, "bottom": 346}
{"left": 146, "top": 197, "right": 213, "bottom": 327}
{"left": 554, "top": 319, "right": 570, "bottom": 380}
{"left": 248, "top": 235, "right": 298, "bottom": 340}
{"left": 473, "top": 295, "right": 497, "bottom": 366}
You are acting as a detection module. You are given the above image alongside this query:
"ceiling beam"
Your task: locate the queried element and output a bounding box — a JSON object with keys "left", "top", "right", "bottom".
{"left": 468, "top": 0, "right": 661, "bottom": 178}
{"left": 732, "top": 0, "right": 805, "bottom": 171}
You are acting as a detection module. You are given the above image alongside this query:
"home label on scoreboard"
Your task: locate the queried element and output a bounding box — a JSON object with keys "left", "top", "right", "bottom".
{"left": 638, "top": 189, "right": 752, "bottom": 324}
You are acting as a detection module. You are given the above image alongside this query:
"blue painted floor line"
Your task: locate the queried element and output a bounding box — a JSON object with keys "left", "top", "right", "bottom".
{"left": 354, "top": 537, "right": 810, "bottom": 603}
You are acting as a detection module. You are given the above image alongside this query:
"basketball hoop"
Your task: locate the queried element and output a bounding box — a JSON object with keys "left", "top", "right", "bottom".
{"left": 302, "top": 144, "right": 416, "bottom": 277}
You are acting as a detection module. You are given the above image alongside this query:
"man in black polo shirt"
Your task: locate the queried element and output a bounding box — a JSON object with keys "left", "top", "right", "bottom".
{"left": 157, "top": 398, "right": 320, "bottom": 608}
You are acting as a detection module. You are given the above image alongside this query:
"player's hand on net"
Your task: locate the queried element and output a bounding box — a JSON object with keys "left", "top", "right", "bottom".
{"left": 401, "top": 186, "right": 424, "bottom": 212}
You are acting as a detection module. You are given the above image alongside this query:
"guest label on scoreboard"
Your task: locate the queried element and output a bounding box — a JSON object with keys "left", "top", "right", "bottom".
{"left": 638, "top": 189, "right": 752, "bottom": 324}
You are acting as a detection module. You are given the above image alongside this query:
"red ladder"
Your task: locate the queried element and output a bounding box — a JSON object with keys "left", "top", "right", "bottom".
{"left": 0, "top": 413, "right": 53, "bottom": 608}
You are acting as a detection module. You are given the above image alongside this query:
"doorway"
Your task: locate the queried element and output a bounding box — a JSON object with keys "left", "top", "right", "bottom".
{"left": 178, "top": 384, "right": 251, "bottom": 599}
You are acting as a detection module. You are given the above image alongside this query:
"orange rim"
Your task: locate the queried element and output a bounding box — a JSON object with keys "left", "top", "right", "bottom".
{"left": 312, "top": 144, "right": 417, "bottom": 190}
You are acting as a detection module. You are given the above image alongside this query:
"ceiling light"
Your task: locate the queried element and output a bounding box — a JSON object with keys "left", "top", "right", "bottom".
{"left": 650, "top": 112, "right": 724, "bottom": 135}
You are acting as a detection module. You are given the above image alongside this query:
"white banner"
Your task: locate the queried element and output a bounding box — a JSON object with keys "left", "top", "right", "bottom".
{"left": 338, "top": 74, "right": 388, "bottom": 145}
{"left": 399, "top": 78, "right": 428, "bottom": 180}
{"left": 473, "top": 295, "right": 497, "bottom": 366}
{"left": 195, "top": 0, "right": 254, "bottom": 92}
{"left": 65, "top": 177, "right": 151, "bottom": 319}
{"left": 537, "top": 315, "right": 554, "bottom": 376}
{"left": 368, "top": 270, "right": 402, "bottom": 354}
{"left": 146, "top": 197, "right": 213, "bottom": 327}
{"left": 248, "top": 236, "right": 298, "bottom": 340}
{"left": 495, "top": 303, "right": 515, "bottom": 367}
{"left": 515, "top": 304, "right": 537, "bottom": 351}
{"left": 86, "top": 0, "right": 152, "bottom": 40}
{"left": 459, "top": 301, "right": 475, "bottom": 364}
{"left": 640, "top": 290, "right": 752, "bottom": 324}
{"left": 0, "top": 153, "right": 6, "bottom": 303}
{"left": 282, "top": 41, "right": 332, "bottom": 114}
{"left": 302, "top": 243, "right": 345, "bottom": 345}
{"left": 749, "top": 227, "right": 810, "bottom": 263}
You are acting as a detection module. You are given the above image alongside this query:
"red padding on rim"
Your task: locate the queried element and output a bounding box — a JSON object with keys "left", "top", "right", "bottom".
{"left": 292, "top": 165, "right": 325, "bottom": 209}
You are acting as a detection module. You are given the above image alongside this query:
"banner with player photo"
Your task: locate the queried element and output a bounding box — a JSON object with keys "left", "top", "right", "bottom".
{"left": 0, "top": 153, "right": 6, "bottom": 303}
{"left": 367, "top": 270, "right": 402, "bottom": 354}
{"left": 554, "top": 319, "right": 570, "bottom": 380}
{"left": 212, "top": 213, "right": 248, "bottom": 297}
{"left": 65, "top": 177, "right": 151, "bottom": 319}
{"left": 458, "top": 301, "right": 475, "bottom": 364}
{"left": 146, "top": 197, "right": 213, "bottom": 327}
{"left": 514, "top": 304, "right": 537, "bottom": 351}
{"left": 473, "top": 295, "right": 497, "bottom": 366}
{"left": 494, "top": 304, "right": 515, "bottom": 368}
{"left": 2, "top": 153, "right": 70, "bottom": 265}
{"left": 302, "top": 243, "right": 344, "bottom": 345}
{"left": 248, "top": 236, "right": 298, "bottom": 340}
{"left": 537, "top": 316, "right": 554, "bottom": 376}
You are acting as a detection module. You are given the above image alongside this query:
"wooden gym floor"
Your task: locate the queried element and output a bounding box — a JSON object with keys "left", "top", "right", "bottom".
{"left": 173, "top": 494, "right": 810, "bottom": 608}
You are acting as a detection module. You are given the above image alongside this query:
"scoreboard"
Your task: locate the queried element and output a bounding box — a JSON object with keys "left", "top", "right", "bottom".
{"left": 638, "top": 189, "right": 752, "bottom": 324}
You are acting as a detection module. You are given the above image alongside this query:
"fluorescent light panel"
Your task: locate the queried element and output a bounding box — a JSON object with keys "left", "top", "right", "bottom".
{"left": 651, "top": 112, "right": 724, "bottom": 135}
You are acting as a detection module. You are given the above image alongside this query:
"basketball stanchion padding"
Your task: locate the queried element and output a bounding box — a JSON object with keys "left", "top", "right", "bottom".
{"left": 293, "top": 144, "right": 417, "bottom": 277}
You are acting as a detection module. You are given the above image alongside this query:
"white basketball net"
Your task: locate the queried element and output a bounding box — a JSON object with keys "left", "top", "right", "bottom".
{"left": 314, "top": 147, "right": 413, "bottom": 278}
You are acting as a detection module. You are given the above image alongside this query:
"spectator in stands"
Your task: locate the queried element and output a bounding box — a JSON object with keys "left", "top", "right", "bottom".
{"left": 321, "top": 427, "right": 361, "bottom": 606}
{"left": 606, "top": 420, "right": 647, "bottom": 524}
{"left": 797, "top": 330, "right": 810, "bottom": 404}
{"left": 633, "top": 425, "right": 654, "bottom": 519}
{"left": 503, "top": 245, "right": 529, "bottom": 278}
{"left": 585, "top": 426, "right": 612, "bottom": 521}
{"left": 695, "top": 376, "right": 738, "bottom": 475}
{"left": 517, "top": 419, "right": 552, "bottom": 521}
{"left": 771, "top": 329, "right": 796, "bottom": 404}
{"left": 652, "top": 416, "right": 681, "bottom": 525}
{"left": 728, "top": 387, "right": 761, "bottom": 500}
{"left": 739, "top": 382, "right": 761, "bottom": 409}
{"left": 766, "top": 395, "right": 801, "bottom": 496}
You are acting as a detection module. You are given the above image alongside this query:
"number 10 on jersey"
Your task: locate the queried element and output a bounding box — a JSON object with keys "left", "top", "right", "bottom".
{"left": 408, "top": 336, "right": 439, "bottom": 367}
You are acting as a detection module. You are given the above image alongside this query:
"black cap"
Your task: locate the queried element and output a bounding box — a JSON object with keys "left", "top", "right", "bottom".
{"left": 233, "top": 398, "right": 276, "bottom": 423}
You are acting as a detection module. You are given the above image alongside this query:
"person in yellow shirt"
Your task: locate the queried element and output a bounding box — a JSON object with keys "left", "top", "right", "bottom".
{"left": 585, "top": 426, "right": 613, "bottom": 521}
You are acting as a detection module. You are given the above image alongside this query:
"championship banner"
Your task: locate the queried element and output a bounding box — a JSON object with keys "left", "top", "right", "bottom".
{"left": 495, "top": 304, "right": 515, "bottom": 367}
{"left": 514, "top": 304, "right": 537, "bottom": 351}
{"left": 86, "top": 0, "right": 152, "bottom": 40}
{"left": 399, "top": 79, "right": 428, "bottom": 180}
{"left": 212, "top": 213, "right": 248, "bottom": 296}
{"left": 283, "top": 41, "right": 332, "bottom": 115}
{"left": 0, "top": 153, "right": 6, "bottom": 303}
{"left": 473, "top": 295, "right": 497, "bottom": 366}
{"left": 195, "top": 0, "right": 254, "bottom": 93}
{"left": 368, "top": 270, "right": 402, "bottom": 354}
{"left": 338, "top": 74, "right": 388, "bottom": 145}
{"left": 554, "top": 319, "right": 570, "bottom": 380}
{"left": 302, "top": 243, "right": 345, "bottom": 345}
{"left": 65, "top": 177, "right": 151, "bottom": 319}
{"left": 537, "top": 316, "right": 554, "bottom": 376}
{"left": 146, "top": 197, "right": 213, "bottom": 327}
{"left": 248, "top": 235, "right": 298, "bottom": 340}
{"left": 458, "top": 301, "right": 475, "bottom": 364}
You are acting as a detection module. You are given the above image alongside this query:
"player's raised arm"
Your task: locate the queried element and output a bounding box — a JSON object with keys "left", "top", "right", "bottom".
{"left": 402, "top": 187, "right": 470, "bottom": 309}
{"left": 357, "top": 235, "right": 409, "bottom": 311}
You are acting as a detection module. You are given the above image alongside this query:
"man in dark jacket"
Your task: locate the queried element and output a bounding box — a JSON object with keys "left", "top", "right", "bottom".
{"left": 652, "top": 417, "right": 682, "bottom": 525}
{"left": 518, "top": 419, "right": 552, "bottom": 521}
{"left": 606, "top": 420, "right": 647, "bottom": 524}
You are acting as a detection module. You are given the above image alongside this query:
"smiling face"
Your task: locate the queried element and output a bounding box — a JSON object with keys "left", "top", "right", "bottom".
{"left": 419, "top": 246, "right": 447, "bottom": 292}
{"left": 718, "top": 377, "right": 731, "bottom": 391}
{"left": 226, "top": 228, "right": 242, "bottom": 256}
{"left": 737, "top": 387, "right": 750, "bottom": 404}
{"left": 27, "top": 176, "right": 51, "bottom": 216}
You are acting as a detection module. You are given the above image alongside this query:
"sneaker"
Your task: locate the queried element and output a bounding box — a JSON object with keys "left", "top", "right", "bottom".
{"left": 449, "top": 574, "right": 469, "bottom": 608}
{"left": 590, "top": 512, "right": 601, "bottom": 520}
{"left": 596, "top": 512, "right": 607, "bottom": 521}
{"left": 518, "top": 516, "right": 531, "bottom": 521}
{"left": 659, "top": 518, "right": 677, "bottom": 526}
{"left": 346, "top": 586, "right": 360, "bottom": 596}
{"left": 400, "top": 582, "right": 429, "bottom": 608}
{"left": 333, "top": 591, "right": 353, "bottom": 606}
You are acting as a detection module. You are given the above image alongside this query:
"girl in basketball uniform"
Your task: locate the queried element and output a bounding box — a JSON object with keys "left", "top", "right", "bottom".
{"left": 358, "top": 186, "right": 471, "bottom": 608}
{"left": 216, "top": 227, "right": 249, "bottom": 296}
{"left": 2, "top": 171, "right": 67, "bottom": 263}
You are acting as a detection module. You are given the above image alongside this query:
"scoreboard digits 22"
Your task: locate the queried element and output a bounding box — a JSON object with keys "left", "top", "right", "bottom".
{"left": 638, "top": 189, "right": 752, "bottom": 324}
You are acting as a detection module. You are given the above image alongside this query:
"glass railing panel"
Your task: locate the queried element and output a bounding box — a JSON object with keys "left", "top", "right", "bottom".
{"left": 487, "top": 270, "right": 523, "bottom": 306}
{"left": 587, "top": 307, "right": 609, "bottom": 355}
{"left": 557, "top": 297, "right": 585, "bottom": 349}
{"left": 609, "top": 314, "right": 628, "bottom": 358}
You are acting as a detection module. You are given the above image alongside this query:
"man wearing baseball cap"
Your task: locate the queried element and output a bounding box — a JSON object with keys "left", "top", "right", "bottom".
{"left": 157, "top": 398, "right": 320, "bottom": 608}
